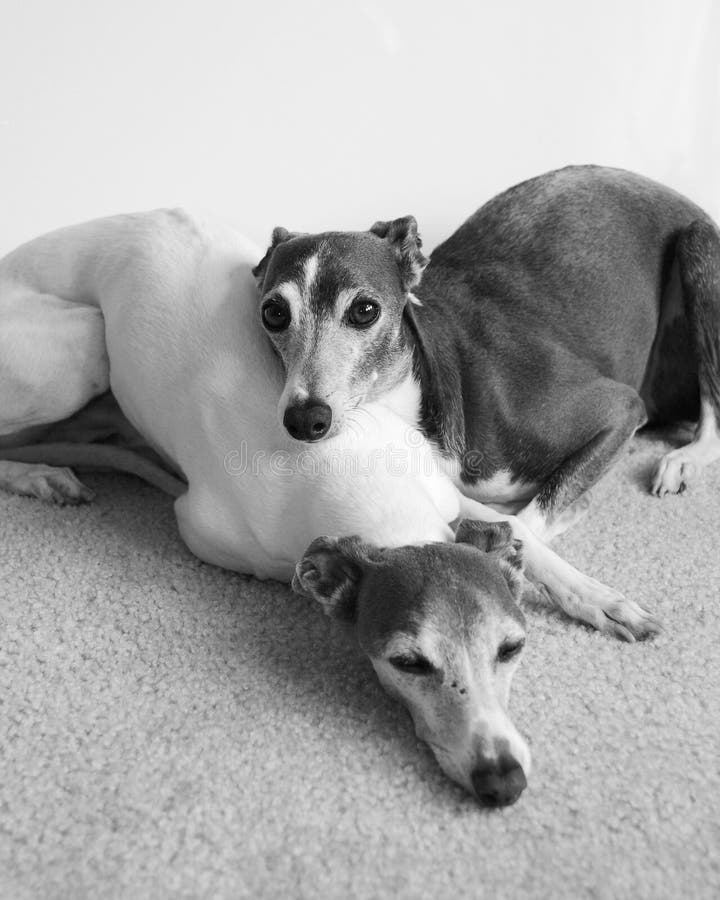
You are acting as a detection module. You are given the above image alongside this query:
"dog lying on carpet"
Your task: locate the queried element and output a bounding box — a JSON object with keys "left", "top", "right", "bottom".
{"left": 0, "top": 210, "right": 536, "bottom": 806}
{"left": 1, "top": 165, "right": 715, "bottom": 804}
{"left": 256, "top": 166, "right": 720, "bottom": 508}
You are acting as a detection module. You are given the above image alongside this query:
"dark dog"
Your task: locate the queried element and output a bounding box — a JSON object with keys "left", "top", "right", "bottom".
{"left": 257, "top": 165, "right": 720, "bottom": 634}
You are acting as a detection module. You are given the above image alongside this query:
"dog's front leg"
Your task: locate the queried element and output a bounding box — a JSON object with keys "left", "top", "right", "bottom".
{"left": 457, "top": 495, "right": 661, "bottom": 641}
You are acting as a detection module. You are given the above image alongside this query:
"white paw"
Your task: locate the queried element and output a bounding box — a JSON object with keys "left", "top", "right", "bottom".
{"left": 560, "top": 575, "right": 662, "bottom": 642}
{"left": 12, "top": 465, "right": 95, "bottom": 505}
{"left": 651, "top": 451, "right": 697, "bottom": 497}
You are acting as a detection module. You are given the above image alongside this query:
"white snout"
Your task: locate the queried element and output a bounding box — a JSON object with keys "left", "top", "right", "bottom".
{"left": 422, "top": 706, "right": 532, "bottom": 797}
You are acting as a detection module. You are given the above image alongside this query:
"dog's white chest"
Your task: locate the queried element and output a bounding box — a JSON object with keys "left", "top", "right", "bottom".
{"left": 175, "top": 382, "right": 460, "bottom": 580}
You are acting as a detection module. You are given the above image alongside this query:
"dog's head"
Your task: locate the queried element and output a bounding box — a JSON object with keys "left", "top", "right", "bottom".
{"left": 252, "top": 217, "right": 428, "bottom": 442}
{"left": 293, "top": 520, "right": 530, "bottom": 806}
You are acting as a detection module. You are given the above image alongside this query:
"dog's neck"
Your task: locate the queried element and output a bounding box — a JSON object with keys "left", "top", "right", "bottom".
{"left": 370, "top": 365, "right": 423, "bottom": 427}
{"left": 401, "top": 298, "right": 467, "bottom": 462}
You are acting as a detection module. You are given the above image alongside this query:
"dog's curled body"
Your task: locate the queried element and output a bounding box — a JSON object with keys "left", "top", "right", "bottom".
{"left": 0, "top": 210, "right": 458, "bottom": 578}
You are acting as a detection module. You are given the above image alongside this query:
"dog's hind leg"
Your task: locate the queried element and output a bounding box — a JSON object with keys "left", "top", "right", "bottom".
{"left": 0, "top": 288, "right": 109, "bottom": 502}
{"left": 0, "top": 459, "right": 95, "bottom": 504}
{"left": 652, "top": 221, "right": 720, "bottom": 496}
{"left": 518, "top": 382, "right": 647, "bottom": 542}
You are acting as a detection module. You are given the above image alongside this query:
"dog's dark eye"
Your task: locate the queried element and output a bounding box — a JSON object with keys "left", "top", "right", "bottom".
{"left": 389, "top": 654, "right": 436, "bottom": 675}
{"left": 347, "top": 299, "right": 380, "bottom": 328}
{"left": 261, "top": 298, "right": 290, "bottom": 332}
{"left": 497, "top": 638, "right": 525, "bottom": 664}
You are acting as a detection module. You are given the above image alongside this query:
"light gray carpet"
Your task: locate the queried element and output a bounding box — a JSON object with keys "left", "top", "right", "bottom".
{"left": 1, "top": 431, "right": 719, "bottom": 900}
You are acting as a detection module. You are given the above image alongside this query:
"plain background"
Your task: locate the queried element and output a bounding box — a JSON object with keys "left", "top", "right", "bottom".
{"left": 1, "top": 0, "right": 719, "bottom": 256}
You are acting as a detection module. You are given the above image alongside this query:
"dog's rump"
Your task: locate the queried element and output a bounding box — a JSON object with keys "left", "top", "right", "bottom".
{"left": 424, "top": 165, "right": 715, "bottom": 391}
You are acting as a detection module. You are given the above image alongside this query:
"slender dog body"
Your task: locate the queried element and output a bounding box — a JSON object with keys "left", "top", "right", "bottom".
{"left": 0, "top": 211, "right": 459, "bottom": 577}
{"left": 255, "top": 165, "right": 720, "bottom": 541}
{"left": 410, "top": 166, "right": 717, "bottom": 515}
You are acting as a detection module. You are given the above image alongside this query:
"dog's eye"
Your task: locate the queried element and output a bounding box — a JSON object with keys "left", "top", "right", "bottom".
{"left": 261, "top": 298, "right": 290, "bottom": 332}
{"left": 389, "top": 654, "right": 436, "bottom": 675}
{"left": 497, "top": 638, "right": 525, "bottom": 664}
{"left": 347, "top": 299, "right": 380, "bottom": 328}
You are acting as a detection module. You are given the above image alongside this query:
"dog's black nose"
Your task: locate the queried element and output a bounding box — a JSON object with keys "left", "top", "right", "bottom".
{"left": 283, "top": 401, "right": 333, "bottom": 442}
{"left": 471, "top": 755, "right": 527, "bottom": 807}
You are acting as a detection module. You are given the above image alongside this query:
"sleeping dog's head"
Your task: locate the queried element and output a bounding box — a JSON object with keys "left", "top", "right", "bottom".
{"left": 252, "top": 217, "right": 427, "bottom": 442}
{"left": 293, "top": 520, "right": 531, "bottom": 807}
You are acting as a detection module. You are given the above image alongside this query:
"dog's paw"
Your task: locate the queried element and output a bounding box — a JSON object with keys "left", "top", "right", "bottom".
{"left": 651, "top": 450, "right": 697, "bottom": 497}
{"left": 596, "top": 593, "right": 663, "bottom": 642}
{"left": 9, "top": 464, "right": 95, "bottom": 505}
{"left": 560, "top": 575, "right": 662, "bottom": 642}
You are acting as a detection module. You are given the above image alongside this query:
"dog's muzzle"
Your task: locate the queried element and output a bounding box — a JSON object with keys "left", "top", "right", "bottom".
{"left": 283, "top": 400, "right": 332, "bottom": 442}
{"left": 471, "top": 752, "right": 527, "bottom": 807}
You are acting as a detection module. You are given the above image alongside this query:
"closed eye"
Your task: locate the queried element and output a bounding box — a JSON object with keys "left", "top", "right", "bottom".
{"left": 389, "top": 654, "right": 436, "bottom": 676}
{"left": 497, "top": 638, "right": 525, "bottom": 664}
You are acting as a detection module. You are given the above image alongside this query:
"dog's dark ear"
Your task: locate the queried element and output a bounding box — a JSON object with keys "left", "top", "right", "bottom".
{"left": 292, "top": 535, "right": 369, "bottom": 621}
{"left": 252, "top": 226, "right": 297, "bottom": 290}
{"left": 455, "top": 520, "right": 525, "bottom": 599}
{"left": 369, "top": 215, "right": 429, "bottom": 291}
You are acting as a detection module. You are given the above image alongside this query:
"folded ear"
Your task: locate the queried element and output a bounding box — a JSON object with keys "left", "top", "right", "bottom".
{"left": 252, "top": 226, "right": 298, "bottom": 290}
{"left": 455, "top": 519, "right": 525, "bottom": 599}
{"left": 369, "top": 215, "right": 428, "bottom": 292}
{"left": 291, "top": 535, "right": 369, "bottom": 620}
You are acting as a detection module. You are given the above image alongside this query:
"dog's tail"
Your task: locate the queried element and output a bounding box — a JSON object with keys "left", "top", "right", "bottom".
{"left": 0, "top": 443, "right": 187, "bottom": 498}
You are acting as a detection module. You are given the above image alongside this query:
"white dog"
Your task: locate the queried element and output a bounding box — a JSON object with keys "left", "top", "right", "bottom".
{"left": 0, "top": 209, "right": 655, "bottom": 803}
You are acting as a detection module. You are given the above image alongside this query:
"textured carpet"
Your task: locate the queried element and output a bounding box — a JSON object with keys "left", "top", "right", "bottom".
{"left": 1, "top": 431, "right": 719, "bottom": 900}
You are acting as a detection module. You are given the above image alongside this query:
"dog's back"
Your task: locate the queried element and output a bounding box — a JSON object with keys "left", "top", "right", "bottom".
{"left": 422, "top": 165, "right": 713, "bottom": 390}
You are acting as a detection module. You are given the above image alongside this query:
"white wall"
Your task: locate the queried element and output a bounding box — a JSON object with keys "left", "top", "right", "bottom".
{"left": 1, "top": 0, "right": 718, "bottom": 255}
